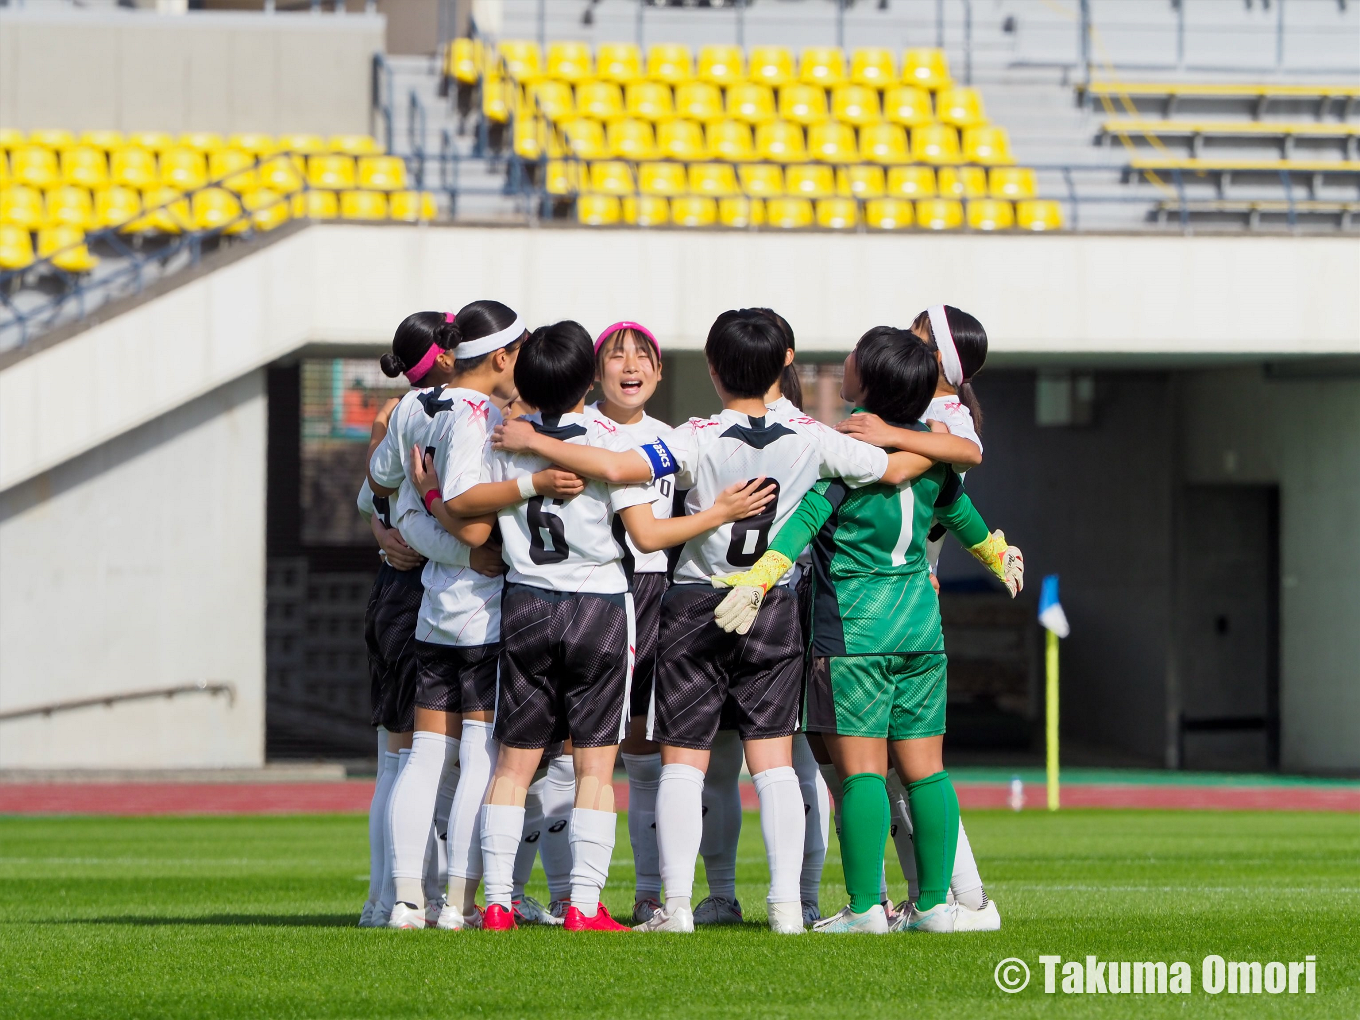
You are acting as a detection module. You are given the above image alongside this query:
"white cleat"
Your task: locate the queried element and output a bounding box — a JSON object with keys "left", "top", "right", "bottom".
{"left": 434, "top": 902, "right": 470, "bottom": 930}
{"left": 632, "top": 904, "right": 695, "bottom": 933}
{"left": 514, "top": 896, "right": 564, "bottom": 926}
{"left": 802, "top": 901, "right": 822, "bottom": 926}
{"left": 954, "top": 899, "right": 1001, "bottom": 932}
{"left": 387, "top": 901, "right": 426, "bottom": 930}
{"left": 767, "top": 901, "right": 805, "bottom": 934}
{"left": 693, "top": 895, "right": 743, "bottom": 926}
{"left": 425, "top": 897, "right": 446, "bottom": 928}
{"left": 811, "top": 903, "right": 890, "bottom": 934}
{"left": 358, "top": 900, "right": 377, "bottom": 927}
{"left": 894, "top": 901, "right": 958, "bottom": 933}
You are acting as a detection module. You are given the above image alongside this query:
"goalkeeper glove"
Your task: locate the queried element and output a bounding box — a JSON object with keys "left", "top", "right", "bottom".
{"left": 710, "top": 550, "right": 794, "bottom": 635}
{"left": 967, "top": 530, "right": 1024, "bottom": 597}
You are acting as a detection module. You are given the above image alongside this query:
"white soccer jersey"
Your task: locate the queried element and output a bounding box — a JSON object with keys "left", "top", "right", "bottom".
{"left": 489, "top": 411, "right": 653, "bottom": 594}
{"left": 586, "top": 402, "right": 675, "bottom": 574}
{"left": 766, "top": 395, "right": 799, "bottom": 417}
{"left": 651, "top": 408, "right": 889, "bottom": 586}
{"left": 368, "top": 385, "right": 457, "bottom": 523}
{"left": 922, "top": 395, "right": 982, "bottom": 455}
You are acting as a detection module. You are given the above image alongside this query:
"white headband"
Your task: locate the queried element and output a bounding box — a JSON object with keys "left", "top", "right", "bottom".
{"left": 927, "top": 304, "right": 964, "bottom": 389}
{"left": 455, "top": 315, "right": 526, "bottom": 360}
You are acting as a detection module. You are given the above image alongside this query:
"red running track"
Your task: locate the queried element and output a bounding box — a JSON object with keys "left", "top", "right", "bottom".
{"left": 0, "top": 780, "right": 1356, "bottom": 815}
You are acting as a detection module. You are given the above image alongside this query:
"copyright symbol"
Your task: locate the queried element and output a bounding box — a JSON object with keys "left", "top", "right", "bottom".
{"left": 994, "top": 957, "right": 1030, "bottom": 993}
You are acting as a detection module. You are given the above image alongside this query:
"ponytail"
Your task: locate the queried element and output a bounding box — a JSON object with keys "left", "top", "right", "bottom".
{"left": 381, "top": 311, "right": 461, "bottom": 380}
{"left": 910, "top": 305, "right": 989, "bottom": 432}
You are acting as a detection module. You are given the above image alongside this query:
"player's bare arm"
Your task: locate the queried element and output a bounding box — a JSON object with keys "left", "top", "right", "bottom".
{"left": 618, "top": 477, "right": 775, "bottom": 553}
{"left": 838, "top": 412, "right": 983, "bottom": 469}
{"left": 492, "top": 418, "right": 653, "bottom": 484}
{"left": 879, "top": 449, "right": 935, "bottom": 486}
{"left": 409, "top": 446, "right": 577, "bottom": 543}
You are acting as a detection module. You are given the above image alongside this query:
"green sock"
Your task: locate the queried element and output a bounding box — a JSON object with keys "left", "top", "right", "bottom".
{"left": 906, "top": 770, "right": 960, "bottom": 912}
{"left": 839, "top": 772, "right": 890, "bottom": 915}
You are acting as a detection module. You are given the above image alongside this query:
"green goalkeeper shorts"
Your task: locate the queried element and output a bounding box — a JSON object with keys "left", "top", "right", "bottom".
{"left": 804, "top": 653, "right": 947, "bottom": 741}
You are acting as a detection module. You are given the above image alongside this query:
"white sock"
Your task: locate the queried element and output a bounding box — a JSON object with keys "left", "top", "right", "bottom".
{"left": 513, "top": 775, "right": 547, "bottom": 902}
{"left": 366, "top": 733, "right": 396, "bottom": 903}
{"left": 621, "top": 752, "right": 662, "bottom": 902}
{"left": 479, "top": 803, "right": 524, "bottom": 910}
{"left": 952, "top": 819, "right": 988, "bottom": 909}
{"left": 388, "top": 732, "right": 458, "bottom": 908}
{"left": 699, "top": 731, "right": 743, "bottom": 901}
{"left": 568, "top": 807, "right": 618, "bottom": 917}
{"left": 424, "top": 743, "right": 460, "bottom": 906}
{"left": 752, "top": 766, "right": 804, "bottom": 907}
{"left": 791, "top": 735, "right": 828, "bottom": 906}
{"left": 886, "top": 770, "right": 918, "bottom": 902}
{"left": 656, "top": 762, "right": 705, "bottom": 911}
{"left": 378, "top": 748, "right": 409, "bottom": 913}
{"left": 540, "top": 755, "right": 576, "bottom": 902}
{"left": 445, "top": 720, "right": 497, "bottom": 891}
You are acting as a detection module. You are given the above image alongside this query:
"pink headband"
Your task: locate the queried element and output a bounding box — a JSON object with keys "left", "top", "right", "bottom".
{"left": 404, "top": 343, "right": 442, "bottom": 383}
{"left": 595, "top": 321, "right": 661, "bottom": 357}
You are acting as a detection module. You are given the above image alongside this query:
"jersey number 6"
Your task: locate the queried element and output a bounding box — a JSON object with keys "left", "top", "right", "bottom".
{"left": 527, "top": 496, "right": 569, "bottom": 564}
{"left": 725, "top": 479, "right": 780, "bottom": 567}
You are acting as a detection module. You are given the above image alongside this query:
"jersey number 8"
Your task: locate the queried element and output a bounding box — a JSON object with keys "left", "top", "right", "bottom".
{"left": 725, "top": 479, "right": 780, "bottom": 567}
{"left": 527, "top": 496, "right": 569, "bottom": 564}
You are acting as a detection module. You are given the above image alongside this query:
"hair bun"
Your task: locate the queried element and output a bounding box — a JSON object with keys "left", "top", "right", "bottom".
{"left": 439, "top": 317, "right": 463, "bottom": 351}
{"left": 379, "top": 352, "right": 405, "bottom": 378}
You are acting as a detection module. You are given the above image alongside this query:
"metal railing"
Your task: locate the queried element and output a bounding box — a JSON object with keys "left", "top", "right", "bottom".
{"left": 0, "top": 680, "right": 236, "bottom": 723}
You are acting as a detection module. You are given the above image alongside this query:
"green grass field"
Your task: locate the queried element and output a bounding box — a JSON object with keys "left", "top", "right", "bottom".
{"left": 1, "top": 810, "right": 1355, "bottom": 1019}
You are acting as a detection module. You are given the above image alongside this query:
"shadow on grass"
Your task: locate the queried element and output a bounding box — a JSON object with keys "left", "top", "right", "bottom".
{"left": 37, "top": 913, "right": 358, "bottom": 927}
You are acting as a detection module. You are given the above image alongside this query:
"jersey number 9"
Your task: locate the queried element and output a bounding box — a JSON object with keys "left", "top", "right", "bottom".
{"left": 527, "top": 496, "right": 569, "bottom": 564}
{"left": 725, "top": 479, "right": 780, "bottom": 567}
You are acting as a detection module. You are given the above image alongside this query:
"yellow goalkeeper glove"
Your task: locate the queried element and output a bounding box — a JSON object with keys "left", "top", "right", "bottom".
{"left": 967, "top": 530, "right": 1024, "bottom": 598}
{"left": 710, "top": 550, "right": 793, "bottom": 635}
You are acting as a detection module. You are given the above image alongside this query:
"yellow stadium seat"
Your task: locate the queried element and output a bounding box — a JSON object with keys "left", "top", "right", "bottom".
{"left": 851, "top": 48, "right": 897, "bottom": 88}
{"left": 497, "top": 40, "right": 543, "bottom": 82}
{"left": 598, "top": 43, "right": 643, "bottom": 84}
{"left": 0, "top": 224, "right": 34, "bottom": 270}
{"left": 0, "top": 128, "right": 23, "bottom": 150}
{"left": 483, "top": 76, "right": 512, "bottom": 123}
{"left": 291, "top": 189, "right": 339, "bottom": 220}
{"left": 902, "top": 48, "right": 951, "bottom": 90}
{"left": 626, "top": 82, "right": 675, "bottom": 122}
{"left": 647, "top": 43, "right": 694, "bottom": 86}
{"left": 800, "top": 47, "right": 846, "bottom": 87}
{"left": 706, "top": 121, "right": 755, "bottom": 162}
{"left": 526, "top": 80, "right": 575, "bottom": 122}
{"left": 728, "top": 84, "right": 777, "bottom": 125}
{"left": 749, "top": 46, "right": 796, "bottom": 88}
{"left": 785, "top": 164, "right": 836, "bottom": 199}
{"left": 244, "top": 189, "right": 291, "bottom": 231}
{"left": 967, "top": 198, "right": 1014, "bottom": 230}
{"left": 698, "top": 45, "right": 745, "bottom": 87}
{"left": 675, "top": 82, "right": 725, "bottom": 122}
{"left": 719, "top": 196, "right": 764, "bottom": 228}
{"left": 547, "top": 41, "right": 593, "bottom": 83}
{"left": 657, "top": 120, "right": 707, "bottom": 161}
{"left": 622, "top": 194, "right": 668, "bottom": 226}
{"left": 38, "top": 226, "right": 98, "bottom": 272}
{"left": 738, "top": 163, "right": 784, "bottom": 198}
{"left": 209, "top": 149, "right": 257, "bottom": 193}
{"left": 514, "top": 116, "right": 545, "bottom": 160}
{"left": 110, "top": 148, "right": 158, "bottom": 189}
{"left": 936, "top": 87, "right": 986, "bottom": 128}
{"left": 561, "top": 119, "right": 608, "bottom": 160}
{"left": 179, "top": 131, "right": 225, "bottom": 154}
{"left": 990, "top": 166, "right": 1036, "bottom": 200}
{"left": 883, "top": 85, "right": 935, "bottom": 127}
{"left": 227, "top": 133, "right": 276, "bottom": 156}
{"left": 543, "top": 160, "right": 580, "bottom": 196}
{"left": 62, "top": 146, "right": 109, "bottom": 188}
{"left": 28, "top": 128, "right": 76, "bottom": 149}
{"left": 963, "top": 125, "right": 1013, "bottom": 164}
{"left": 937, "top": 166, "right": 988, "bottom": 199}
{"left": 258, "top": 155, "right": 305, "bottom": 193}
{"left": 589, "top": 161, "right": 635, "bottom": 195}
{"left": 449, "top": 38, "right": 482, "bottom": 84}
{"left": 607, "top": 119, "right": 658, "bottom": 160}
{"left": 1016, "top": 198, "right": 1063, "bottom": 231}
{"left": 912, "top": 124, "right": 961, "bottom": 163}
{"left": 838, "top": 164, "right": 885, "bottom": 199}
{"left": 639, "top": 162, "right": 688, "bottom": 197}
{"left": 160, "top": 148, "right": 207, "bottom": 190}
{"left": 129, "top": 186, "right": 189, "bottom": 233}
{"left": 278, "top": 133, "right": 327, "bottom": 155}
{"left": 755, "top": 121, "right": 806, "bottom": 163}
{"left": 388, "top": 190, "right": 439, "bottom": 223}
{"left": 192, "top": 187, "right": 244, "bottom": 231}
{"left": 865, "top": 197, "right": 913, "bottom": 229}
{"left": 11, "top": 147, "right": 60, "bottom": 188}
{"left": 45, "top": 186, "right": 94, "bottom": 229}
{"left": 816, "top": 197, "right": 858, "bottom": 229}
{"left": 779, "top": 84, "right": 828, "bottom": 126}
{"left": 860, "top": 123, "right": 909, "bottom": 164}
{"left": 340, "top": 190, "right": 388, "bottom": 222}
{"left": 808, "top": 121, "right": 857, "bottom": 162}
{"left": 128, "top": 131, "right": 175, "bottom": 153}
{"left": 80, "top": 130, "right": 125, "bottom": 151}
{"left": 886, "top": 165, "right": 936, "bottom": 198}
{"left": 93, "top": 186, "right": 142, "bottom": 230}
{"left": 671, "top": 195, "right": 717, "bottom": 227}
{"left": 688, "top": 162, "right": 740, "bottom": 197}
{"left": 1, "top": 186, "right": 45, "bottom": 230}
{"left": 307, "top": 154, "right": 356, "bottom": 190}
{"left": 330, "top": 135, "right": 381, "bottom": 156}
{"left": 577, "top": 81, "right": 625, "bottom": 121}
{"left": 767, "top": 197, "right": 814, "bottom": 228}
{"left": 831, "top": 86, "right": 881, "bottom": 129}
{"left": 916, "top": 197, "right": 963, "bottom": 230}
{"left": 577, "top": 193, "right": 621, "bottom": 225}
{"left": 358, "top": 156, "right": 407, "bottom": 192}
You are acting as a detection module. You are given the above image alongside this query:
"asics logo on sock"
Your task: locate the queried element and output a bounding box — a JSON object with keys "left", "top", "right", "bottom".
{"left": 524, "top": 830, "right": 541, "bottom": 843}
{"left": 549, "top": 820, "right": 567, "bottom": 833}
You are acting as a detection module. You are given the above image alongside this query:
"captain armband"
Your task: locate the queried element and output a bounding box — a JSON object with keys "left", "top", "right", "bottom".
{"left": 639, "top": 439, "right": 679, "bottom": 481}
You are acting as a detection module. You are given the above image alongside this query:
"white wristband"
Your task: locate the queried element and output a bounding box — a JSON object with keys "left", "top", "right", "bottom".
{"left": 517, "top": 474, "right": 538, "bottom": 501}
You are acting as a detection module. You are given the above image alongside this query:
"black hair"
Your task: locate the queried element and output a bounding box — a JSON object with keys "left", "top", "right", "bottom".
{"left": 449, "top": 298, "right": 526, "bottom": 371}
{"left": 515, "top": 320, "right": 596, "bottom": 416}
{"left": 854, "top": 326, "right": 939, "bottom": 426}
{"left": 910, "top": 305, "right": 988, "bottom": 430}
{"left": 379, "top": 311, "right": 458, "bottom": 379}
{"left": 704, "top": 308, "right": 788, "bottom": 400}
{"left": 752, "top": 307, "right": 802, "bottom": 409}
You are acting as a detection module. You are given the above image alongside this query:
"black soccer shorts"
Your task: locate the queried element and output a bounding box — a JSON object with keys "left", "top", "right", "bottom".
{"left": 413, "top": 640, "right": 500, "bottom": 714}
{"left": 629, "top": 572, "right": 668, "bottom": 720}
{"left": 364, "top": 563, "right": 424, "bottom": 733}
{"left": 653, "top": 584, "right": 804, "bottom": 750}
{"left": 495, "top": 583, "right": 634, "bottom": 750}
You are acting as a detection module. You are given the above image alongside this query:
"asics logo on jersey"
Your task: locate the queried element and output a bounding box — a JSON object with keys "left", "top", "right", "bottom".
{"left": 417, "top": 389, "right": 455, "bottom": 417}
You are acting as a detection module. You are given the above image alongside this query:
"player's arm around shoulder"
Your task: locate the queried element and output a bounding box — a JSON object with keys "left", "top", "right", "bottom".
{"left": 618, "top": 477, "right": 775, "bottom": 553}
{"left": 492, "top": 416, "right": 656, "bottom": 484}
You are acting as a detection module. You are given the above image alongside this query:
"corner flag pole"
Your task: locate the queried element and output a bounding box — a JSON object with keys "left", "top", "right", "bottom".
{"left": 1038, "top": 575, "right": 1069, "bottom": 812}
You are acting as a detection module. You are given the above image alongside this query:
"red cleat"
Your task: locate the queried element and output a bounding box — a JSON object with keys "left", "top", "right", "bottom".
{"left": 564, "top": 904, "right": 630, "bottom": 932}
{"left": 482, "top": 903, "right": 516, "bottom": 930}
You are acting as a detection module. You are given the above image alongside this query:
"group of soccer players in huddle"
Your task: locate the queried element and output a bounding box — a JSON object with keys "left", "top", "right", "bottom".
{"left": 356, "top": 299, "right": 1024, "bottom": 935}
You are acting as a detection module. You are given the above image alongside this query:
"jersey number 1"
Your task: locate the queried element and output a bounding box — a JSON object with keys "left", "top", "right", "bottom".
{"left": 725, "top": 479, "right": 780, "bottom": 567}
{"left": 527, "top": 496, "right": 569, "bottom": 564}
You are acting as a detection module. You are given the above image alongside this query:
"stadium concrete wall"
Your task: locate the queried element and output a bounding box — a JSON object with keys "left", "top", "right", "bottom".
{"left": 0, "top": 9, "right": 382, "bottom": 136}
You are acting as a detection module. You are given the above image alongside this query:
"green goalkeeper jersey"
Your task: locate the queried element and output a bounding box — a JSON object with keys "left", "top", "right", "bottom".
{"left": 769, "top": 426, "right": 990, "bottom": 657}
